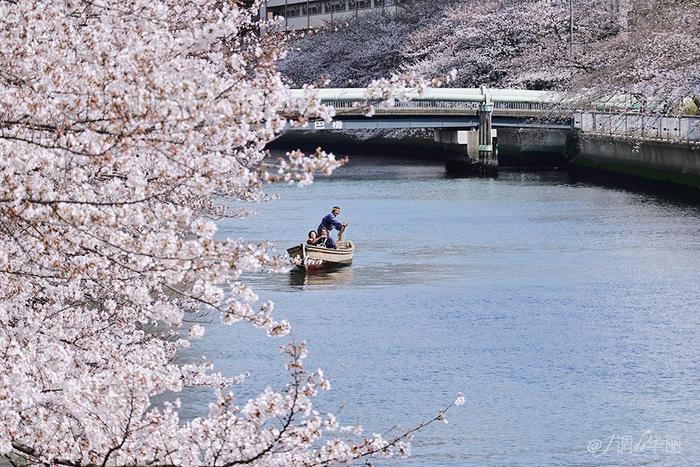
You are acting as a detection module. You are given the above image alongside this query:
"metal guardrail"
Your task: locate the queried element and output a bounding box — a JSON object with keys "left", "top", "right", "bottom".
{"left": 574, "top": 112, "right": 700, "bottom": 143}
{"left": 290, "top": 87, "right": 564, "bottom": 103}
{"left": 328, "top": 100, "right": 554, "bottom": 112}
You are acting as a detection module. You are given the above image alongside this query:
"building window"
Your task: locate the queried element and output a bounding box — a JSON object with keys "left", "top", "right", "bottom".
{"left": 323, "top": 0, "right": 347, "bottom": 13}
{"left": 332, "top": 0, "right": 347, "bottom": 12}
{"left": 308, "top": 1, "right": 323, "bottom": 15}
{"left": 285, "top": 4, "right": 302, "bottom": 17}
{"left": 265, "top": 0, "right": 387, "bottom": 20}
{"left": 268, "top": 5, "right": 285, "bottom": 17}
{"left": 349, "top": 0, "right": 372, "bottom": 9}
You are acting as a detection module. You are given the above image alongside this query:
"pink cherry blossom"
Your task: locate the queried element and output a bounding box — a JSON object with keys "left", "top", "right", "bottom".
{"left": 0, "top": 1, "right": 460, "bottom": 465}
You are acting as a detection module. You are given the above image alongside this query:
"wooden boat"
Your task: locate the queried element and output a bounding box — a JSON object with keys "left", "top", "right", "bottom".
{"left": 289, "top": 225, "right": 354, "bottom": 271}
{"left": 287, "top": 240, "right": 354, "bottom": 271}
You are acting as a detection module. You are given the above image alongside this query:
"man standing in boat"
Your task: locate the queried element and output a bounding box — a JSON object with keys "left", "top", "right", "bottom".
{"left": 318, "top": 206, "right": 347, "bottom": 246}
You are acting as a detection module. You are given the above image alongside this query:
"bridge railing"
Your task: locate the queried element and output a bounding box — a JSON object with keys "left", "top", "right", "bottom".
{"left": 325, "top": 99, "right": 557, "bottom": 113}
{"left": 289, "top": 87, "right": 647, "bottom": 115}
{"left": 574, "top": 112, "right": 700, "bottom": 142}
{"left": 327, "top": 99, "right": 481, "bottom": 111}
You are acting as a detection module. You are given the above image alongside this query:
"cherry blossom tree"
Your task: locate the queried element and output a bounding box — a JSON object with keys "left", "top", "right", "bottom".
{"left": 281, "top": 0, "right": 699, "bottom": 112}
{"left": 0, "top": 1, "right": 460, "bottom": 465}
{"left": 403, "top": 0, "right": 625, "bottom": 90}
{"left": 572, "top": 0, "right": 700, "bottom": 110}
{"left": 279, "top": 1, "right": 454, "bottom": 88}
{"left": 404, "top": 0, "right": 699, "bottom": 109}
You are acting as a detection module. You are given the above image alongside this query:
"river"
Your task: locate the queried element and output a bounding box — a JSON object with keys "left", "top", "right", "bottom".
{"left": 181, "top": 154, "right": 700, "bottom": 466}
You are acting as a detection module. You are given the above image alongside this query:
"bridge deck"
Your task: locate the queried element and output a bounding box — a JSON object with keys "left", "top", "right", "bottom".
{"left": 281, "top": 87, "right": 698, "bottom": 142}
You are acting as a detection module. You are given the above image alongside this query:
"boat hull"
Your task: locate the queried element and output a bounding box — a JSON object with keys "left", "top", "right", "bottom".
{"left": 287, "top": 241, "right": 354, "bottom": 270}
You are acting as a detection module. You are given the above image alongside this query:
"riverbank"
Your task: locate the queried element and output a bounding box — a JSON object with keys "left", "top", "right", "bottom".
{"left": 569, "top": 135, "right": 700, "bottom": 191}
{"left": 270, "top": 130, "right": 700, "bottom": 197}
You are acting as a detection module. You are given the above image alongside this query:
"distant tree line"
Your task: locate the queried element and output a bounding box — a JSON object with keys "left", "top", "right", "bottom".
{"left": 280, "top": 0, "right": 700, "bottom": 112}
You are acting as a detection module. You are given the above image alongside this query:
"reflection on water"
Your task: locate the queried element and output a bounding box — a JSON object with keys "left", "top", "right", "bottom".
{"left": 186, "top": 155, "right": 700, "bottom": 466}
{"left": 289, "top": 265, "right": 354, "bottom": 287}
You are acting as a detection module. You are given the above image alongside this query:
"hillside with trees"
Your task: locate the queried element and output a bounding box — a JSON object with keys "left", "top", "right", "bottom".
{"left": 279, "top": 1, "right": 452, "bottom": 88}
{"left": 280, "top": 0, "right": 700, "bottom": 111}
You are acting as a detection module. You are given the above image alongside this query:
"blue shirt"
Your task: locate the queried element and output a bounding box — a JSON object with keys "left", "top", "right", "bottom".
{"left": 317, "top": 213, "right": 343, "bottom": 234}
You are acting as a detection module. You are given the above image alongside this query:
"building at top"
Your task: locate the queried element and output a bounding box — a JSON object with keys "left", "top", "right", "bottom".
{"left": 261, "top": 0, "right": 408, "bottom": 31}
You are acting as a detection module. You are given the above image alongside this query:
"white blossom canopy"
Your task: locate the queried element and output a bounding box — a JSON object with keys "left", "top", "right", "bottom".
{"left": 0, "top": 1, "right": 460, "bottom": 465}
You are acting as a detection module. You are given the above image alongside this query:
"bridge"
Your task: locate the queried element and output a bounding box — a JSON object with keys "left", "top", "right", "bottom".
{"left": 286, "top": 87, "right": 585, "bottom": 174}
{"left": 285, "top": 87, "right": 700, "bottom": 176}
{"left": 282, "top": 87, "right": 700, "bottom": 186}
{"left": 288, "top": 88, "right": 578, "bottom": 128}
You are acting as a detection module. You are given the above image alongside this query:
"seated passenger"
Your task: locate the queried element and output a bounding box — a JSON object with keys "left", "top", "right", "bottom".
{"left": 307, "top": 230, "right": 327, "bottom": 247}
{"left": 319, "top": 227, "right": 337, "bottom": 249}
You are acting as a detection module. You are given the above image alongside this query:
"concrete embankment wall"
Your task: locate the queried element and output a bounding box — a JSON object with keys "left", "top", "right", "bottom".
{"left": 570, "top": 136, "right": 700, "bottom": 190}
{"left": 498, "top": 129, "right": 568, "bottom": 168}
{"left": 272, "top": 128, "right": 700, "bottom": 192}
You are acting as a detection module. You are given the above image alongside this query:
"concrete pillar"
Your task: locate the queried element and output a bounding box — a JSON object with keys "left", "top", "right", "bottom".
{"left": 478, "top": 101, "right": 497, "bottom": 176}
{"left": 435, "top": 85, "right": 499, "bottom": 176}
{"left": 436, "top": 129, "right": 482, "bottom": 174}
{"left": 435, "top": 125, "right": 498, "bottom": 176}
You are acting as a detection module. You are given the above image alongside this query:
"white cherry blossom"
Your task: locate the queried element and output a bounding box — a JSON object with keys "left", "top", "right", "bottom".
{"left": 0, "top": 1, "right": 461, "bottom": 465}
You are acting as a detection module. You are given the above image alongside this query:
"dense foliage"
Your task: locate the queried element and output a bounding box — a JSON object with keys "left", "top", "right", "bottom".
{"left": 279, "top": 1, "right": 453, "bottom": 87}
{"left": 281, "top": 0, "right": 700, "bottom": 109}
{"left": 0, "top": 1, "right": 460, "bottom": 465}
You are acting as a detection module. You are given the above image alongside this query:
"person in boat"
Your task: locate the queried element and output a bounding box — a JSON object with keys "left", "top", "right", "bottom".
{"left": 307, "top": 228, "right": 336, "bottom": 249}
{"left": 318, "top": 227, "right": 337, "bottom": 249}
{"left": 306, "top": 230, "right": 326, "bottom": 247}
{"left": 317, "top": 206, "right": 347, "bottom": 237}
{"left": 317, "top": 206, "right": 347, "bottom": 249}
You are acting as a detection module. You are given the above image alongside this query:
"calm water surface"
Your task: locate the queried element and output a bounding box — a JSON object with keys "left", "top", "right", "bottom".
{"left": 183, "top": 155, "right": 700, "bottom": 466}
